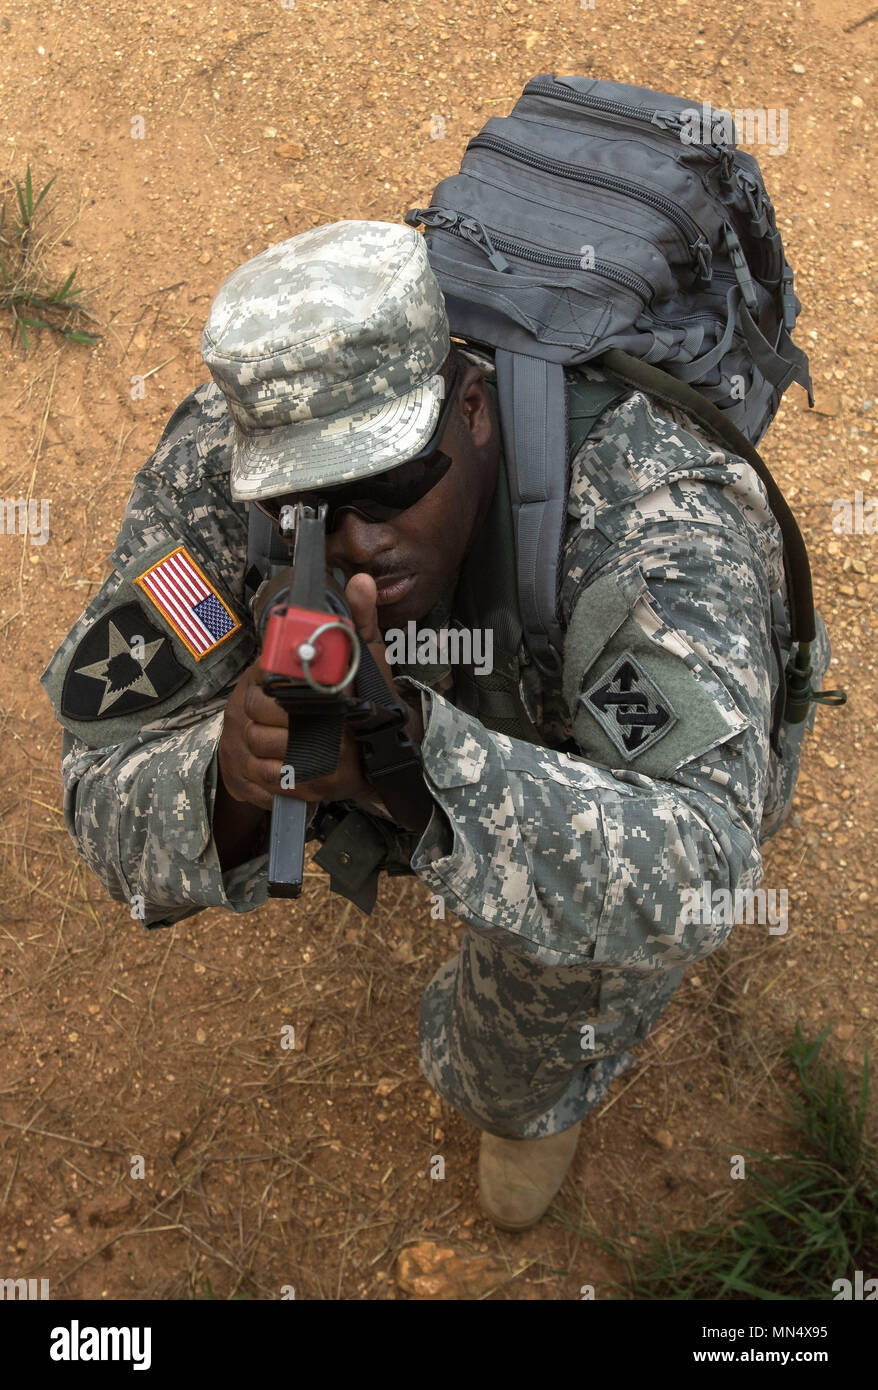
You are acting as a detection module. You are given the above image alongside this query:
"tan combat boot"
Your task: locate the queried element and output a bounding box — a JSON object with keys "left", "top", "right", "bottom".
{"left": 478, "top": 1121, "right": 582, "bottom": 1231}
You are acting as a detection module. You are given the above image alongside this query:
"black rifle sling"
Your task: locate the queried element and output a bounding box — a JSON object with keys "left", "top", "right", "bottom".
{"left": 345, "top": 642, "right": 435, "bottom": 835}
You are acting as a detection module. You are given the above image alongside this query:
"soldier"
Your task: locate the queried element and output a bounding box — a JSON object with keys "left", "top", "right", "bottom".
{"left": 41, "top": 221, "right": 832, "bottom": 1231}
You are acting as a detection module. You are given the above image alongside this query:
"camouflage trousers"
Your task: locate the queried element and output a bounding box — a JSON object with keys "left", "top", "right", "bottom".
{"left": 419, "top": 930, "right": 684, "bottom": 1138}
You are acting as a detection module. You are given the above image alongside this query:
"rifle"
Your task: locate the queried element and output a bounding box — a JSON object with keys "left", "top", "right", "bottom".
{"left": 252, "top": 501, "right": 433, "bottom": 899}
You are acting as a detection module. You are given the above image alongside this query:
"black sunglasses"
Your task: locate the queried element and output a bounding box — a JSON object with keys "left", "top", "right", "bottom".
{"left": 256, "top": 362, "right": 461, "bottom": 532}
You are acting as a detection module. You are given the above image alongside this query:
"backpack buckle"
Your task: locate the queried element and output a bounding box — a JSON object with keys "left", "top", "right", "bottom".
{"left": 723, "top": 224, "right": 760, "bottom": 314}
{"left": 781, "top": 266, "right": 799, "bottom": 332}
{"left": 718, "top": 150, "right": 736, "bottom": 190}
{"left": 737, "top": 171, "right": 770, "bottom": 239}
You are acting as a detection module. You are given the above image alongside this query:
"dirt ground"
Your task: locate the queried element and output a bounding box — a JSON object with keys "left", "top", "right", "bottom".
{"left": 0, "top": 0, "right": 875, "bottom": 1301}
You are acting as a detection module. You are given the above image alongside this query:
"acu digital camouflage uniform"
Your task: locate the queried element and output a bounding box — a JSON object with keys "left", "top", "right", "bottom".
{"left": 40, "top": 224, "right": 831, "bottom": 1140}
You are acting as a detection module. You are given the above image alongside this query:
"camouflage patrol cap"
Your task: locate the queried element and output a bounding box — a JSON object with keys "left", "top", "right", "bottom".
{"left": 200, "top": 220, "right": 451, "bottom": 502}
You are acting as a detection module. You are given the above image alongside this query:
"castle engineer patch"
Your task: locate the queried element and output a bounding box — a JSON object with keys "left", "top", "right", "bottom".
{"left": 580, "top": 649, "right": 678, "bottom": 760}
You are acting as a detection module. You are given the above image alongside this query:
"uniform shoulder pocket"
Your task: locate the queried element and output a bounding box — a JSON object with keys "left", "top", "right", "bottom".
{"left": 41, "top": 529, "right": 254, "bottom": 749}
{"left": 562, "top": 566, "right": 750, "bottom": 780}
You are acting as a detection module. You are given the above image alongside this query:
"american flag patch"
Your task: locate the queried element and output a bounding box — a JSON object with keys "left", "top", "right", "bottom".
{"left": 134, "top": 546, "right": 241, "bottom": 661}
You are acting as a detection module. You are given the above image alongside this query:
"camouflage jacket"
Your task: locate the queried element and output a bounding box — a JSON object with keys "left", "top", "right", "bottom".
{"left": 40, "top": 373, "right": 830, "bottom": 967}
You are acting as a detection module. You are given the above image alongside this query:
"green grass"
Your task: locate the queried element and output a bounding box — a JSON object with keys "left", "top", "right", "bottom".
{"left": 0, "top": 163, "right": 100, "bottom": 350}
{"left": 186, "top": 1274, "right": 254, "bottom": 1300}
{"left": 582, "top": 1024, "right": 877, "bottom": 1300}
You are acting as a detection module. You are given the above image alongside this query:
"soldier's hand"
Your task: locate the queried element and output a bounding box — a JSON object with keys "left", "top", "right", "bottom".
{"left": 217, "top": 654, "right": 374, "bottom": 812}
{"left": 217, "top": 574, "right": 419, "bottom": 812}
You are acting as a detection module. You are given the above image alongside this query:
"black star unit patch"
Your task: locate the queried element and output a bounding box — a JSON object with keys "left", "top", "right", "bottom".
{"left": 581, "top": 649, "right": 678, "bottom": 760}
{"left": 61, "top": 602, "right": 192, "bottom": 721}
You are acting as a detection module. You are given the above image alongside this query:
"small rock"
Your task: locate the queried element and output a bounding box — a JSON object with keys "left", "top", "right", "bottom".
{"left": 198, "top": 251, "right": 212, "bottom": 265}
{"left": 276, "top": 142, "right": 306, "bottom": 159}
{"left": 396, "top": 1242, "right": 505, "bottom": 1299}
{"left": 654, "top": 1128, "right": 674, "bottom": 1150}
{"left": 195, "top": 1027, "right": 207, "bottom": 1043}
{"left": 375, "top": 1077, "right": 400, "bottom": 1098}
{"left": 792, "top": 63, "right": 806, "bottom": 74}
{"left": 836, "top": 1024, "right": 855, "bottom": 1041}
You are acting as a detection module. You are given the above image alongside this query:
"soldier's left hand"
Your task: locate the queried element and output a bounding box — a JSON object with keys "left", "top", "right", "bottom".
{"left": 241, "top": 574, "right": 421, "bottom": 809}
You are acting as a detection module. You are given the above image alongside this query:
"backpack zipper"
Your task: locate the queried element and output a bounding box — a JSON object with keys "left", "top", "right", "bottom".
{"left": 523, "top": 77, "right": 731, "bottom": 158}
{"left": 467, "top": 132, "right": 713, "bottom": 280}
{"left": 406, "top": 206, "right": 654, "bottom": 301}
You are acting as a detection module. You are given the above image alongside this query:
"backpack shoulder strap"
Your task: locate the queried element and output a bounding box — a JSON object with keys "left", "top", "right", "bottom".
{"left": 453, "top": 435, "right": 545, "bottom": 745}
{"left": 494, "top": 350, "right": 568, "bottom": 675}
{"left": 494, "top": 347, "right": 626, "bottom": 675}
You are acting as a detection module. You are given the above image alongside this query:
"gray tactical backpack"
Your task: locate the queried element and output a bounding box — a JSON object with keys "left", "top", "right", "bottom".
{"left": 241, "top": 76, "right": 847, "bottom": 910}
{"left": 405, "top": 74, "right": 831, "bottom": 721}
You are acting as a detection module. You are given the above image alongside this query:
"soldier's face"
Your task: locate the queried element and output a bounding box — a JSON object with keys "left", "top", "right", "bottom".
{"left": 324, "top": 366, "right": 499, "bottom": 629}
